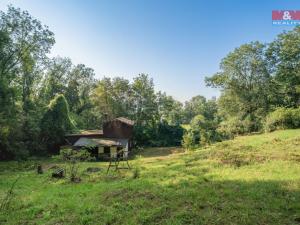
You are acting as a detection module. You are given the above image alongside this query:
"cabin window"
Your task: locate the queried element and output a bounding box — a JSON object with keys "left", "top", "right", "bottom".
{"left": 104, "top": 146, "right": 110, "bottom": 154}
{"left": 98, "top": 146, "right": 104, "bottom": 154}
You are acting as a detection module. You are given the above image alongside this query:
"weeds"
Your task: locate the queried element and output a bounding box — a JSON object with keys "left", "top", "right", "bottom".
{"left": 132, "top": 167, "right": 141, "bottom": 179}
{"left": 0, "top": 176, "right": 20, "bottom": 211}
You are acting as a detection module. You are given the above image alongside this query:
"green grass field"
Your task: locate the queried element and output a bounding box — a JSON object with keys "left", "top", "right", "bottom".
{"left": 1, "top": 129, "right": 300, "bottom": 225}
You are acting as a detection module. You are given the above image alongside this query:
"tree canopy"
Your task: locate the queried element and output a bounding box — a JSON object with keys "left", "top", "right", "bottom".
{"left": 0, "top": 6, "right": 300, "bottom": 159}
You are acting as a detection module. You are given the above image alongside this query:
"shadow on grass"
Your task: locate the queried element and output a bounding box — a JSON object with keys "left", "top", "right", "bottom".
{"left": 100, "top": 178, "right": 300, "bottom": 225}
{"left": 0, "top": 170, "right": 299, "bottom": 225}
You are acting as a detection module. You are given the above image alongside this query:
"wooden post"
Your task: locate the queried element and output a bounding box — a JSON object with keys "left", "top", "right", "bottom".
{"left": 110, "top": 147, "right": 117, "bottom": 158}
{"left": 37, "top": 164, "right": 43, "bottom": 174}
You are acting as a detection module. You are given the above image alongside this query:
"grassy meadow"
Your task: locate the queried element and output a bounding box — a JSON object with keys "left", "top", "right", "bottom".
{"left": 0, "top": 129, "right": 300, "bottom": 225}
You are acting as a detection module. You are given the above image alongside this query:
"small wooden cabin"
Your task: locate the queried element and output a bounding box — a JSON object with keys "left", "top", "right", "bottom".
{"left": 103, "top": 117, "right": 134, "bottom": 149}
{"left": 64, "top": 117, "right": 134, "bottom": 159}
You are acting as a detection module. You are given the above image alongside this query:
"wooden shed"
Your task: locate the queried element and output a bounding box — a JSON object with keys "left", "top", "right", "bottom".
{"left": 64, "top": 117, "right": 134, "bottom": 159}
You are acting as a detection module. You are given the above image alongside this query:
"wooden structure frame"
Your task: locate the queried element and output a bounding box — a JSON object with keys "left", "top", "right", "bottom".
{"left": 106, "top": 148, "right": 131, "bottom": 173}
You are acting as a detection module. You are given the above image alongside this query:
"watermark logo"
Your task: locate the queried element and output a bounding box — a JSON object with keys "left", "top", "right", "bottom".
{"left": 272, "top": 10, "right": 300, "bottom": 25}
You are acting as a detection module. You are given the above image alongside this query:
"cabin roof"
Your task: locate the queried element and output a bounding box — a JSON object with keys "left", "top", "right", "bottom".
{"left": 115, "top": 117, "right": 134, "bottom": 126}
{"left": 73, "top": 137, "right": 123, "bottom": 147}
{"left": 65, "top": 130, "right": 103, "bottom": 137}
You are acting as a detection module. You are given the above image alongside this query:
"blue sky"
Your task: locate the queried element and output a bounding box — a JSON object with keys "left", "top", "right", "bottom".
{"left": 0, "top": 0, "right": 299, "bottom": 102}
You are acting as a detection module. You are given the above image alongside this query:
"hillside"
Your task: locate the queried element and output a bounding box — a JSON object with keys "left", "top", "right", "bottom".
{"left": 0, "top": 129, "right": 300, "bottom": 225}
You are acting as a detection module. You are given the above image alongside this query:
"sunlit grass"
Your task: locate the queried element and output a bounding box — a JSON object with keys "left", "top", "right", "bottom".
{"left": 0, "top": 129, "right": 300, "bottom": 224}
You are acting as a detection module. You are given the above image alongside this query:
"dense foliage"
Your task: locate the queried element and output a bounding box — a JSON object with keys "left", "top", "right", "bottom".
{"left": 202, "top": 28, "right": 300, "bottom": 145}
{"left": 0, "top": 6, "right": 299, "bottom": 159}
{"left": 40, "top": 95, "right": 75, "bottom": 154}
{"left": 264, "top": 107, "right": 300, "bottom": 132}
{"left": 0, "top": 6, "right": 185, "bottom": 159}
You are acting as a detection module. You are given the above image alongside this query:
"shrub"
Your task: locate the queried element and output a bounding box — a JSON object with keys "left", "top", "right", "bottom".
{"left": 182, "top": 114, "right": 222, "bottom": 149}
{"left": 59, "top": 148, "right": 95, "bottom": 182}
{"left": 217, "top": 116, "right": 256, "bottom": 138}
{"left": 60, "top": 148, "right": 94, "bottom": 162}
{"left": 264, "top": 107, "right": 300, "bottom": 132}
{"left": 132, "top": 167, "right": 140, "bottom": 179}
{"left": 181, "top": 131, "right": 194, "bottom": 151}
{"left": 217, "top": 118, "right": 240, "bottom": 139}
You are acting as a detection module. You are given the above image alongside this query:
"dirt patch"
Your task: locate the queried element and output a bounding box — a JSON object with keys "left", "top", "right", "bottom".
{"left": 138, "top": 147, "right": 184, "bottom": 158}
{"left": 86, "top": 167, "right": 102, "bottom": 173}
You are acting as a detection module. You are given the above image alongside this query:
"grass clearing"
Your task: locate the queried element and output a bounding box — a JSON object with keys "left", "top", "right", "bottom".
{"left": 0, "top": 129, "right": 300, "bottom": 224}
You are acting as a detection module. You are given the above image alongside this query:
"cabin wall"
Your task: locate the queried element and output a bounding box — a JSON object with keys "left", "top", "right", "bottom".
{"left": 103, "top": 120, "right": 133, "bottom": 139}
{"left": 110, "top": 146, "right": 117, "bottom": 158}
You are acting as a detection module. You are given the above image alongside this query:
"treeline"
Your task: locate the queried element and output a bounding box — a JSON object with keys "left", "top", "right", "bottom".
{"left": 182, "top": 26, "right": 300, "bottom": 149}
{"left": 0, "top": 6, "right": 190, "bottom": 160}
{"left": 1, "top": 6, "right": 300, "bottom": 160}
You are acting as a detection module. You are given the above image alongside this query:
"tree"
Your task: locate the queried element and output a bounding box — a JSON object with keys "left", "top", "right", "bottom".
{"left": 266, "top": 26, "right": 300, "bottom": 107}
{"left": 131, "top": 74, "right": 159, "bottom": 146}
{"left": 0, "top": 29, "right": 20, "bottom": 160}
{"left": 0, "top": 6, "right": 54, "bottom": 159}
{"left": 65, "top": 64, "right": 95, "bottom": 113}
{"left": 206, "top": 42, "right": 272, "bottom": 132}
{"left": 157, "top": 91, "right": 183, "bottom": 125}
{"left": 91, "top": 77, "right": 132, "bottom": 124}
{"left": 40, "top": 95, "right": 75, "bottom": 154}
{"left": 64, "top": 64, "right": 97, "bottom": 129}
{"left": 0, "top": 6, "right": 54, "bottom": 111}
{"left": 40, "top": 57, "right": 72, "bottom": 104}
{"left": 132, "top": 74, "right": 158, "bottom": 125}
{"left": 183, "top": 95, "right": 206, "bottom": 123}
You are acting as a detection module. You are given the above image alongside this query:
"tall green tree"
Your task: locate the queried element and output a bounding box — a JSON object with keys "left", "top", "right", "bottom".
{"left": 0, "top": 6, "right": 55, "bottom": 158}
{"left": 0, "top": 6, "right": 54, "bottom": 110}
{"left": 183, "top": 95, "right": 206, "bottom": 123}
{"left": 40, "top": 57, "right": 72, "bottom": 104}
{"left": 183, "top": 95, "right": 218, "bottom": 123}
{"left": 132, "top": 74, "right": 158, "bottom": 126}
{"left": 267, "top": 26, "right": 300, "bottom": 107}
{"left": 40, "top": 94, "right": 75, "bottom": 154}
{"left": 157, "top": 91, "right": 183, "bottom": 126}
{"left": 65, "top": 64, "right": 95, "bottom": 113}
{"left": 92, "top": 77, "right": 132, "bottom": 122}
{"left": 206, "top": 42, "right": 272, "bottom": 132}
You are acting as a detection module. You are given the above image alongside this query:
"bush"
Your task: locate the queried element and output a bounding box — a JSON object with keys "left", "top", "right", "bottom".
{"left": 60, "top": 148, "right": 95, "bottom": 162}
{"left": 217, "top": 116, "right": 253, "bottom": 138}
{"left": 264, "top": 107, "right": 300, "bottom": 132}
{"left": 132, "top": 167, "right": 141, "bottom": 179}
{"left": 181, "top": 131, "right": 194, "bottom": 151}
{"left": 60, "top": 148, "right": 95, "bottom": 182}
{"left": 181, "top": 114, "right": 222, "bottom": 149}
